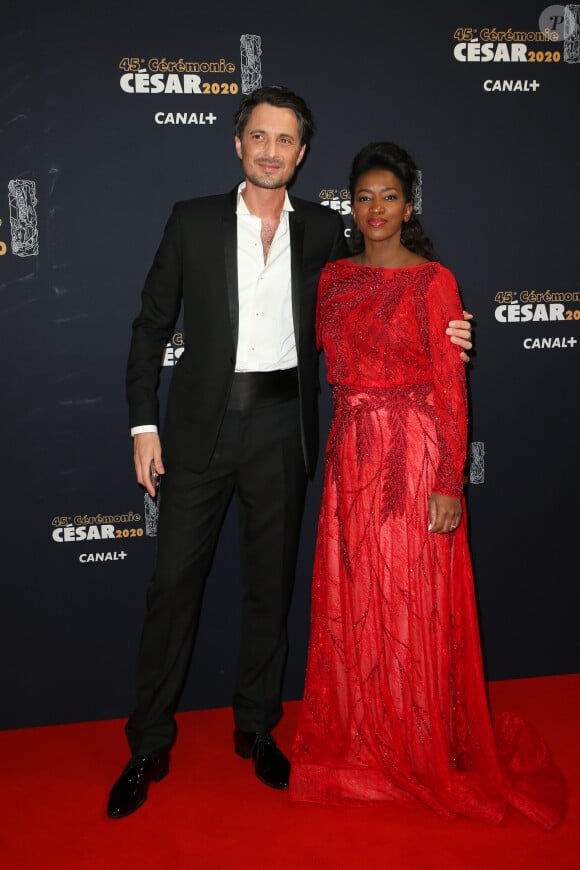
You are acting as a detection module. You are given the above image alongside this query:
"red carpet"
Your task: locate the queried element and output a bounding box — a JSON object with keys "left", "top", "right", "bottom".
{"left": 0, "top": 675, "right": 577, "bottom": 869}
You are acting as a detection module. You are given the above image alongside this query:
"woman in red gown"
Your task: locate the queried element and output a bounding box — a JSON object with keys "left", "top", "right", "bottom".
{"left": 289, "top": 142, "right": 566, "bottom": 828}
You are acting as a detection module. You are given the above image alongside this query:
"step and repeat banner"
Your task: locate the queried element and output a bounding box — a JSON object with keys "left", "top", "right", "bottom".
{"left": 2, "top": 1, "right": 579, "bottom": 728}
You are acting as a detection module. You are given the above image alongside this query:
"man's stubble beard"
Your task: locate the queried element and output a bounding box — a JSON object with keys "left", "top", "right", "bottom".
{"left": 245, "top": 169, "right": 290, "bottom": 191}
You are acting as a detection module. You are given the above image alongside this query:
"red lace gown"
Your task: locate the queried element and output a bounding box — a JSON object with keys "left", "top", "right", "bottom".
{"left": 289, "top": 260, "right": 566, "bottom": 828}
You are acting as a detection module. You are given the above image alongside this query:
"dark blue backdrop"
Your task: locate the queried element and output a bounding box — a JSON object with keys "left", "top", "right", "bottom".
{"left": 1, "top": 0, "right": 579, "bottom": 729}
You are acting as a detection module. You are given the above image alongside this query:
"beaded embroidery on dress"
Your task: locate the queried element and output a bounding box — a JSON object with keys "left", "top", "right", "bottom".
{"left": 289, "top": 260, "right": 566, "bottom": 829}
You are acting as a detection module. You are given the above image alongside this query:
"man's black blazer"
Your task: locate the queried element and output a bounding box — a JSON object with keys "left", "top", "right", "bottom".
{"left": 126, "top": 186, "right": 349, "bottom": 476}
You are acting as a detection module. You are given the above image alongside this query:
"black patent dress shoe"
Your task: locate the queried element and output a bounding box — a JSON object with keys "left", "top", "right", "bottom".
{"left": 234, "top": 728, "right": 290, "bottom": 790}
{"left": 107, "top": 749, "right": 170, "bottom": 819}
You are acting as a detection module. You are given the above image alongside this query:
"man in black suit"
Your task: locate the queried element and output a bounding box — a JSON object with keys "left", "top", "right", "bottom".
{"left": 108, "top": 86, "right": 472, "bottom": 818}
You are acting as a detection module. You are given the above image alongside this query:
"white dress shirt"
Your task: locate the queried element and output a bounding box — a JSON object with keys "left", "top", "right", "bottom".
{"left": 235, "top": 182, "right": 295, "bottom": 372}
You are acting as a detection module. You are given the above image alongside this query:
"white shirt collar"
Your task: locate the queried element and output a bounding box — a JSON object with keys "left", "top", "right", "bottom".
{"left": 236, "top": 181, "right": 294, "bottom": 215}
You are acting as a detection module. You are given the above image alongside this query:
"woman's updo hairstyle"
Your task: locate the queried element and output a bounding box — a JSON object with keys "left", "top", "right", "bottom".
{"left": 349, "top": 141, "right": 436, "bottom": 261}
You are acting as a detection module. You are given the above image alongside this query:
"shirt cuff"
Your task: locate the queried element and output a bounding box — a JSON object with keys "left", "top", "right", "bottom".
{"left": 131, "top": 425, "right": 158, "bottom": 436}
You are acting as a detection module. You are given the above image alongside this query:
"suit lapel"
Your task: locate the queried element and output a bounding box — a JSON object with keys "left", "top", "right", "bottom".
{"left": 289, "top": 210, "right": 305, "bottom": 352}
{"left": 222, "top": 203, "right": 238, "bottom": 354}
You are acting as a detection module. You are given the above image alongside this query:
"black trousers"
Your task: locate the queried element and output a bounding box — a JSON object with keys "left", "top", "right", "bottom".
{"left": 125, "top": 393, "right": 308, "bottom": 756}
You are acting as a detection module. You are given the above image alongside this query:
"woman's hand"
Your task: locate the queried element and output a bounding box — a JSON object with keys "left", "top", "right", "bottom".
{"left": 447, "top": 310, "right": 474, "bottom": 363}
{"left": 428, "top": 493, "right": 462, "bottom": 534}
